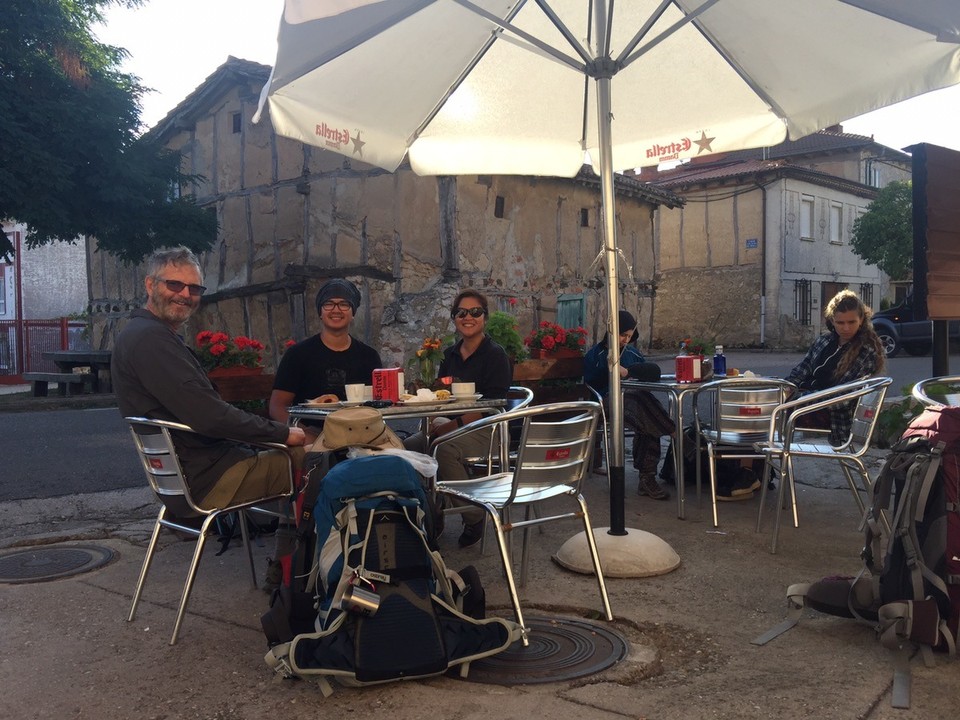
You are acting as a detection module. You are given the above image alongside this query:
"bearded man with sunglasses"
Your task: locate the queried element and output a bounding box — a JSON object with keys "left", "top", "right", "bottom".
{"left": 112, "top": 247, "right": 306, "bottom": 511}
{"left": 431, "top": 289, "right": 512, "bottom": 547}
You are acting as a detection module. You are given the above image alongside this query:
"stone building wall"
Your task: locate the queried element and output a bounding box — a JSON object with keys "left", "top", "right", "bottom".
{"left": 87, "top": 80, "right": 662, "bottom": 370}
{"left": 653, "top": 185, "right": 764, "bottom": 349}
{"left": 652, "top": 265, "right": 762, "bottom": 350}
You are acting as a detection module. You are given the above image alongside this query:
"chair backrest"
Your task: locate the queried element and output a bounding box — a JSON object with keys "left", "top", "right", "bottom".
{"left": 506, "top": 385, "right": 535, "bottom": 411}
{"left": 694, "top": 379, "right": 795, "bottom": 445}
{"left": 126, "top": 416, "right": 205, "bottom": 517}
{"left": 847, "top": 378, "right": 892, "bottom": 450}
{"left": 510, "top": 401, "right": 600, "bottom": 503}
{"left": 912, "top": 375, "right": 960, "bottom": 408}
{"left": 775, "top": 376, "right": 892, "bottom": 451}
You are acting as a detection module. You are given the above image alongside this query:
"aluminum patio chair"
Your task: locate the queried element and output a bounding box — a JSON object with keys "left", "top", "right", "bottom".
{"left": 692, "top": 378, "right": 796, "bottom": 527}
{"left": 433, "top": 400, "right": 611, "bottom": 642}
{"left": 912, "top": 375, "right": 960, "bottom": 407}
{"left": 754, "top": 376, "right": 893, "bottom": 553}
{"left": 464, "top": 385, "right": 536, "bottom": 476}
{"left": 125, "top": 417, "right": 295, "bottom": 644}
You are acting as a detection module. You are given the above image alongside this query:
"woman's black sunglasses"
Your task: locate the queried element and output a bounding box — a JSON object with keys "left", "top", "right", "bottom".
{"left": 452, "top": 307, "right": 486, "bottom": 320}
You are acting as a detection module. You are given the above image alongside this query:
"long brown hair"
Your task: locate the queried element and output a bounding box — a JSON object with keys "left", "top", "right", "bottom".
{"left": 824, "top": 290, "right": 886, "bottom": 378}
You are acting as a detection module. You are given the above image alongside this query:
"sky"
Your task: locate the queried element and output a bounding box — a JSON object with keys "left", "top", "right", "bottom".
{"left": 94, "top": 0, "right": 960, "bottom": 154}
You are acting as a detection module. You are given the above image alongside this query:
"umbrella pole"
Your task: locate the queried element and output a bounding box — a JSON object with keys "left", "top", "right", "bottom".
{"left": 549, "top": 3, "right": 679, "bottom": 581}
{"left": 595, "top": 74, "right": 627, "bottom": 536}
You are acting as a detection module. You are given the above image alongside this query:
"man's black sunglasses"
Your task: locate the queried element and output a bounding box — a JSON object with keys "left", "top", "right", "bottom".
{"left": 158, "top": 277, "right": 207, "bottom": 297}
{"left": 452, "top": 307, "right": 487, "bottom": 320}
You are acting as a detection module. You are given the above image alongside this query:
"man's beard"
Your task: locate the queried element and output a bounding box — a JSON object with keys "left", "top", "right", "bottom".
{"left": 151, "top": 288, "right": 196, "bottom": 325}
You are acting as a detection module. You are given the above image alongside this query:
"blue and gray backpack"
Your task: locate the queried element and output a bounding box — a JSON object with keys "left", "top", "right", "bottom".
{"left": 264, "top": 454, "right": 521, "bottom": 694}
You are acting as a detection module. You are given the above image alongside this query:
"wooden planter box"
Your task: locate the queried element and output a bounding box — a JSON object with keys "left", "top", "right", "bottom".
{"left": 513, "top": 357, "right": 585, "bottom": 405}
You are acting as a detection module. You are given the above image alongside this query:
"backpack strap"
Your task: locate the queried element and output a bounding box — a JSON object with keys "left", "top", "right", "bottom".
{"left": 862, "top": 449, "right": 912, "bottom": 576}
{"left": 877, "top": 597, "right": 956, "bottom": 709}
{"left": 900, "top": 444, "right": 948, "bottom": 604}
{"left": 751, "top": 583, "right": 810, "bottom": 645}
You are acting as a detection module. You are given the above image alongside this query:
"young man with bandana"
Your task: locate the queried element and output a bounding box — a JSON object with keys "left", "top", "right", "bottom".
{"left": 269, "top": 278, "right": 382, "bottom": 433}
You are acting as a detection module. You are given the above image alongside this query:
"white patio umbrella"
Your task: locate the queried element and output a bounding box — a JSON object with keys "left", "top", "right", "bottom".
{"left": 255, "top": 0, "right": 960, "bottom": 569}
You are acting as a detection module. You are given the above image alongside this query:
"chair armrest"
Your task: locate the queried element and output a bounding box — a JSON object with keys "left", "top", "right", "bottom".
{"left": 125, "top": 416, "right": 297, "bottom": 495}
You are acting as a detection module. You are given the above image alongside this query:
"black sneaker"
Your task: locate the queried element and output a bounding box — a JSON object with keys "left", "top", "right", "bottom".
{"left": 458, "top": 521, "right": 484, "bottom": 548}
{"left": 717, "top": 488, "right": 753, "bottom": 502}
{"left": 730, "top": 468, "right": 761, "bottom": 496}
{"left": 716, "top": 468, "right": 759, "bottom": 501}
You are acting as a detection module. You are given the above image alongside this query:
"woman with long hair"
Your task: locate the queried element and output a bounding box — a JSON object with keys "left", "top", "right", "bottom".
{"left": 786, "top": 289, "right": 886, "bottom": 444}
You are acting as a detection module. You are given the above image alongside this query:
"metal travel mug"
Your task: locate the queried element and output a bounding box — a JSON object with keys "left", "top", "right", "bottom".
{"left": 340, "top": 584, "right": 380, "bottom": 616}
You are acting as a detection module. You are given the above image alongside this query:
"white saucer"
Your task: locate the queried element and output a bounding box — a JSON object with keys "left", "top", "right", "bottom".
{"left": 453, "top": 393, "right": 483, "bottom": 401}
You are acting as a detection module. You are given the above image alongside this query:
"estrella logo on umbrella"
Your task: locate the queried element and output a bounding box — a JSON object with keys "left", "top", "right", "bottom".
{"left": 315, "top": 121, "right": 350, "bottom": 150}
{"left": 645, "top": 136, "right": 692, "bottom": 162}
{"left": 645, "top": 131, "right": 716, "bottom": 162}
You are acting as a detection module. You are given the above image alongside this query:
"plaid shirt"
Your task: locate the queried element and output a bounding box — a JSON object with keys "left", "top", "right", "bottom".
{"left": 786, "top": 331, "right": 881, "bottom": 443}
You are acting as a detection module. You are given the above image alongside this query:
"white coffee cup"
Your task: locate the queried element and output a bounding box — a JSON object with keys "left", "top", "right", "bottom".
{"left": 345, "top": 383, "right": 365, "bottom": 402}
{"left": 363, "top": 385, "right": 374, "bottom": 401}
{"left": 451, "top": 382, "right": 475, "bottom": 396}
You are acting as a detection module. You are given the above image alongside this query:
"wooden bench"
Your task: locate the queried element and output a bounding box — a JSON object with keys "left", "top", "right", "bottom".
{"left": 23, "top": 372, "right": 92, "bottom": 397}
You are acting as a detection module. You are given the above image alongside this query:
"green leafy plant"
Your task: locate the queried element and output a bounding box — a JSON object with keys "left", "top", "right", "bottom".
{"left": 875, "top": 387, "right": 924, "bottom": 448}
{"left": 486, "top": 310, "right": 528, "bottom": 362}
{"left": 682, "top": 337, "right": 716, "bottom": 357}
{"left": 874, "top": 381, "right": 960, "bottom": 448}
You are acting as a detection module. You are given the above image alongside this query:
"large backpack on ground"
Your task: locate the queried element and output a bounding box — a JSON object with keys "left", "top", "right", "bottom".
{"left": 264, "top": 454, "right": 522, "bottom": 695}
{"left": 754, "top": 404, "right": 960, "bottom": 708}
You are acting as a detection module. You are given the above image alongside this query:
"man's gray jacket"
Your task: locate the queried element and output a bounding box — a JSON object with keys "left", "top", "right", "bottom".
{"left": 112, "top": 309, "right": 289, "bottom": 502}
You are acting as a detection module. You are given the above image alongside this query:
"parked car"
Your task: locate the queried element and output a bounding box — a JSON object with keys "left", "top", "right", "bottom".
{"left": 872, "top": 295, "right": 960, "bottom": 357}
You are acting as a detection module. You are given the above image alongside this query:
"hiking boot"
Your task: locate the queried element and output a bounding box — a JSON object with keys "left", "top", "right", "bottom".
{"left": 458, "top": 521, "right": 484, "bottom": 548}
{"left": 637, "top": 474, "right": 670, "bottom": 501}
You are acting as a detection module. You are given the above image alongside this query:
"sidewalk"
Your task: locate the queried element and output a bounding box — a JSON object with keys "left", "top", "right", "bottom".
{"left": 1, "top": 450, "right": 955, "bottom": 719}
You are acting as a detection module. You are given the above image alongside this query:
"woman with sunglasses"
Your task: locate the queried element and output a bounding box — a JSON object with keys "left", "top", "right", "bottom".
{"left": 431, "top": 289, "right": 512, "bottom": 548}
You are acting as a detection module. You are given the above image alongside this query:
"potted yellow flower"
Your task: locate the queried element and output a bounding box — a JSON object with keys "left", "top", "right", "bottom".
{"left": 407, "top": 336, "right": 446, "bottom": 388}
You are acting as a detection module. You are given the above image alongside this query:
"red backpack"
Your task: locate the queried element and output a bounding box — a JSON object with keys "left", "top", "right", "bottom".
{"left": 754, "top": 405, "right": 960, "bottom": 709}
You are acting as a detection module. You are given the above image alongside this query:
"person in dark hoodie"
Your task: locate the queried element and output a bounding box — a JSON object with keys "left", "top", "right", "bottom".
{"left": 583, "top": 310, "right": 673, "bottom": 500}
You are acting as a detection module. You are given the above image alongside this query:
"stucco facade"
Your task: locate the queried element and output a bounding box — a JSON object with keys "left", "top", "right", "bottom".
{"left": 646, "top": 130, "right": 911, "bottom": 350}
{"left": 1, "top": 222, "right": 88, "bottom": 321}
{"left": 86, "top": 59, "right": 679, "bottom": 369}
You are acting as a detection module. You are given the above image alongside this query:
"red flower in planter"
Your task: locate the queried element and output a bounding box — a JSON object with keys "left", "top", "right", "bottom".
{"left": 195, "top": 330, "right": 266, "bottom": 371}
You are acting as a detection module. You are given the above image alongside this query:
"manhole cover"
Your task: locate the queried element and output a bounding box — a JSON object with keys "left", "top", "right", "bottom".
{"left": 0, "top": 544, "right": 116, "bottom": 584}
{"left": 464, "top": 615, "right": 629, "bottom": 685}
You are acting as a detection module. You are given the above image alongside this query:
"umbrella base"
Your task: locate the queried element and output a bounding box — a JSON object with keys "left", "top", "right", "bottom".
{"left": 553, "top": 527, "right": 680, "bottom": 578}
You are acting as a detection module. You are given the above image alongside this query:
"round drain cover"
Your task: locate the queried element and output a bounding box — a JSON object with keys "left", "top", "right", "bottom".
{"left": 465, "top": 615, "right": 629, "bottom": 685}
{"left": 0, "top": 544, "right": 116, "bottom": 584}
